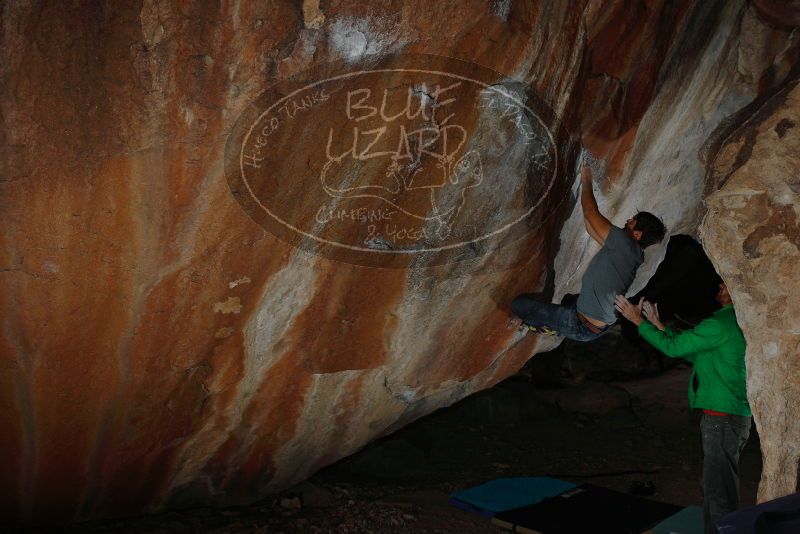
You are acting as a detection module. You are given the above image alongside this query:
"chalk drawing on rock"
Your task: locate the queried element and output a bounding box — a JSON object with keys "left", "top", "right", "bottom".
{"left": 224, "top": 53, "right": 563, "bottom": 267}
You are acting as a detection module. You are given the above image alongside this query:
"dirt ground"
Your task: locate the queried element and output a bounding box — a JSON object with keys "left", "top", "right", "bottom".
{"left": 56, "top": 362, "right": 762, "bottom": 533}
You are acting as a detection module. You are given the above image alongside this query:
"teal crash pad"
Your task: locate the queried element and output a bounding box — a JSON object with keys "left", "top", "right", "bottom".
{"left": 450, "top": 476, "right": 577, "bottom": 513}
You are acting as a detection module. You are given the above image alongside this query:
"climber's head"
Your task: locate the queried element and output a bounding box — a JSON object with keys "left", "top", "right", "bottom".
{"left": 625, "top": 212, "right": 666, "bottom": 249}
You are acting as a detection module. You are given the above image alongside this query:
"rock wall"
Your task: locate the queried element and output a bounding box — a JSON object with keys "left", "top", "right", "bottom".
{"left": 0, "top": 0, "right": 796, "bottom": 524}
{"left": 701, "top": 75, "right": 800, "bottom": 501}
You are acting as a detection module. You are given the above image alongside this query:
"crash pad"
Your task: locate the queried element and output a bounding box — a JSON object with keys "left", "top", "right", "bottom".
{"left": 492, "top": 484, "right": 683, "bottom": 533}
{"left": 649, "top": 505, "right": 703, "bottom": 534}
{"left": 450, "top": 477, "right": 576, "bottom": 516}
{"left": 714, "top": 491, "right": 800, "bottom": 533}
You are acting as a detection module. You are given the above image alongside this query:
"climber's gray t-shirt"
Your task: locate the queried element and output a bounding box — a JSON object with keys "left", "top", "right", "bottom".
{"left": 576, "top": 226, "right": 643, "bottom": 324}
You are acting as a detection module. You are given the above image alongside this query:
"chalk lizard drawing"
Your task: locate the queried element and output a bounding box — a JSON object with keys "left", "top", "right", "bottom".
{"left": 320, "top": 147, "right": 482, "bottom": 240}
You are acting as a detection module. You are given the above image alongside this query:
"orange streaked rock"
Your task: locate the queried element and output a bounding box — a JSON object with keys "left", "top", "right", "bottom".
{"left": 1, "top": 0, "right": 797, "bottom": 525}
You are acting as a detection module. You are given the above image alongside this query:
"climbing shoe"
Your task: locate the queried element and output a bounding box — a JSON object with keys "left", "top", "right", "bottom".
{"left": 527, "top": 324, "right": 557, "bottom": 336}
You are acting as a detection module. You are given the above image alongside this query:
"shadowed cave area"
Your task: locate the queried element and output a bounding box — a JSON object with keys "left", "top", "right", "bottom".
{"left": 2, "top": 0, "right": 800, "bottom": 533}
{"left": 66, "top": 237, "right": 765, "bottom": 533}
{"left": 74, "top": 367, "right": 765, "bottom": 533}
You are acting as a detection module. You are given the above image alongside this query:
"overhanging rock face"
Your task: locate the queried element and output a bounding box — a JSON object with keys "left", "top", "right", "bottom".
{"left": 0, "top": 0, "right": 796, "bottom": 524}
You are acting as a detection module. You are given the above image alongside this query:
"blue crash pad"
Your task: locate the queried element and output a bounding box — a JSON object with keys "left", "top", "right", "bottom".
{"left": 450, "top": 476, "right": 577, "bottom": 515}
{"left": 714, "top": 491, "right": 800, "bottom": 533}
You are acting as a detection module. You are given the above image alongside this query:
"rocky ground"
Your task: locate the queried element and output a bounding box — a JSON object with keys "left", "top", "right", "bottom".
{"left": 49, "top": 331, "right": 762, "bottom": 533}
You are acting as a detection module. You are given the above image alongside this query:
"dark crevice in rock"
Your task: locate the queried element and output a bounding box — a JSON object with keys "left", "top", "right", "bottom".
{"left": 653, "top": 1, "right": 730, "bottom": 103}
{"left": 775, "top": 117, "right": 796, "bottom": 138}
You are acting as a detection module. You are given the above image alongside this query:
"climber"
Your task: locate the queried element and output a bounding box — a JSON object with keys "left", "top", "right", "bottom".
{"left": 614, "top": 283, "right": 751, "bottom": 534}
{"left": 510, "top": 161, "right": 666, "bottom": 342}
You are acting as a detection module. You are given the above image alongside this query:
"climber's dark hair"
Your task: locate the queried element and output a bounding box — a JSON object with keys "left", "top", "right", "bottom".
{"left": 633, "top": 212, "right": 666, "bottom": 249}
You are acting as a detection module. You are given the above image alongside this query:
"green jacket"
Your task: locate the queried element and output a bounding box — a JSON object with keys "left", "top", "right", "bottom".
{"left": 638, "top": 304, "right": 751, "bottom": 416}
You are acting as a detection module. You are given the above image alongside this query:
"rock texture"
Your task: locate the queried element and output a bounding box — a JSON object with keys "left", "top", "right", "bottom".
{"left": 0, "top": 0, "right": 797, "bottom": 524}
{"left": 701, "top": 76, "right": 800, "bottom": 501}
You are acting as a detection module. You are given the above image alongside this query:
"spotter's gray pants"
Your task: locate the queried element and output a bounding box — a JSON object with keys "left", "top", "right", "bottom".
{"left": 701, "top": 412, "right": 751, "bottom": 534}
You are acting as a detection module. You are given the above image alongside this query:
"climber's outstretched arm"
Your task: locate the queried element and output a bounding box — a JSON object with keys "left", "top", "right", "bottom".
{"left": 580, "top": 163, "right": 612, "bottom": 246}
